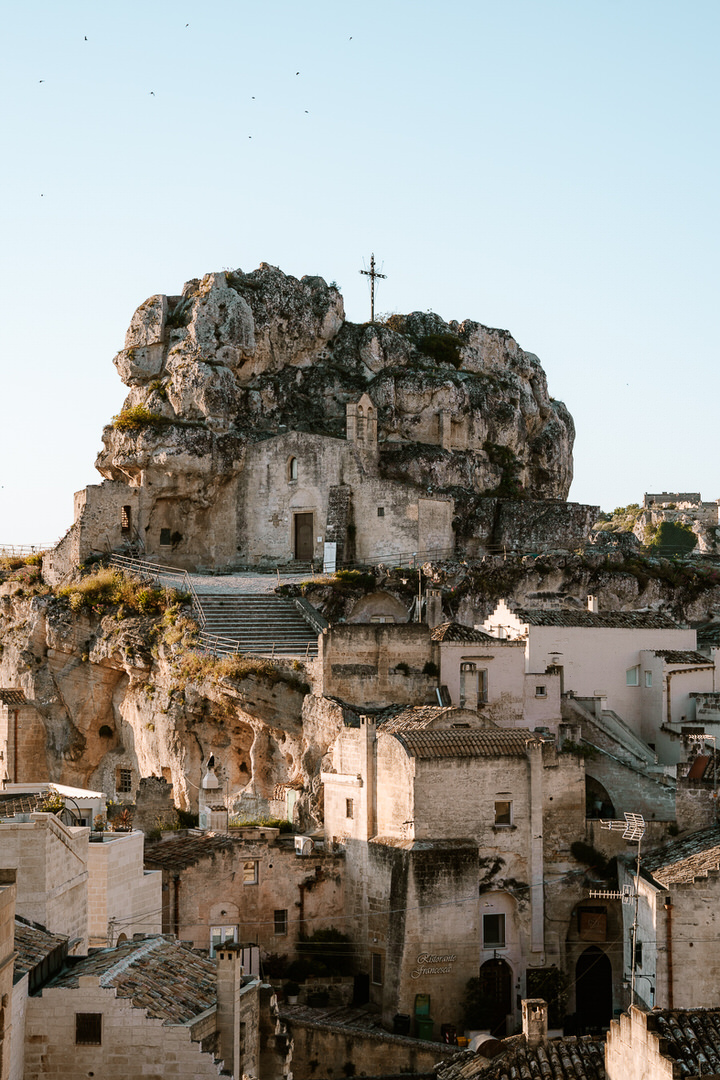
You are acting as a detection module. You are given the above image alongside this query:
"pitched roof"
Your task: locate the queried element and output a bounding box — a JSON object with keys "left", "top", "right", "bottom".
{"left": 143, "top": 832, "right": 238, "bottom": 871}
{"left": 645, "top": 1009, "right": 720, "bottom": 1074}
{"left": 46, "top": 936, "right": 217, "bottom": 1023}
{"left": 394, "top": 729, "right": 536, "bottom": 759}
{"left": 430, "top": 621, "right": 495, "bottom": 643}
{"left": 512, "top": 608, "right": 682, "bottom": 629}
{"left": 380, "top": 706, "right": 469, "bottom": 734}
{"left": 653, "top": 649, "right": 712, "bottom": 665}
{"left": 0, "top": 689, "right": 26, "bottom": 706}
{"left": 0, "top": 791, "right": 46, "bottom": 817}
{"left": 435, "top": 1034, "right": 606, "bottom": 1080}
{"left": 643, "top": 825, "right": 720, "bottom": 885}
{"left": 14, "top": 920, "right": 67, "bottom": 977}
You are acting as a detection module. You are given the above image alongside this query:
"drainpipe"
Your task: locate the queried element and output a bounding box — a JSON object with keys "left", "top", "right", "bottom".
{"left": 13, "top": 708, "right": 18, "bottom": 782}
{"left": 173, "top": 876, "right": 180, "bottom": 939}
{"left": 664, "top": 895, "right": 673, "bottom": 1009}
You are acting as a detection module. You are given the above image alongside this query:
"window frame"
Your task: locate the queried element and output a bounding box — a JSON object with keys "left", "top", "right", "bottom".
{"left": 494, "top": 800, "right": 512, "bottom": 827}
{"left": 626, "top": 666, "right": 640, "bottom": 686}
{"left": 535, "top": 685, "right": 547, "bottom": 698}
{"left": 482, "top": 912, "right": 506, "bottom": 949}
{"left": 117, "top": 768, "right": 133, "bottom": 794}
{"left": 345, "top": 798, "right": 354, "bottom": 820}
{"left": 242, "top": 860, "right": 259, "bottom": 885}
{"left": 75, "top": 1012, "right": 102, "bottom": 1046}
{"left": 210, "top": 925, "right": 238, "bottom": 957}
{"left": 645, "top": 670, "right": 652, "bottom": 688}
{"left": 274, "top": 909, "right": 288, "bottom": 936}
{"left": 371, "top": 951, "right": 383, "bottom": 985}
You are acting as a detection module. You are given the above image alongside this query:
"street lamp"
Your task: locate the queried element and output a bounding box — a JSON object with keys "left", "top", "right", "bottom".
{"left": 687, "top": 732, "right": 718, "bottom": 801}
{"left": 599, "top": 813, "right": 646, "bottom": 1007}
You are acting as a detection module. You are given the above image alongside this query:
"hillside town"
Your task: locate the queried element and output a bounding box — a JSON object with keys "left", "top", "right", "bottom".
{"left": 2, "top": 266, "right": 720, "bottom": 1079}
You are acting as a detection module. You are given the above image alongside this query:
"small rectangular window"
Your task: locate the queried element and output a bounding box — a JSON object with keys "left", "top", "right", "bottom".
{"left": 535, "top": 685, "right": 547, "bottom": 698}
{"left": 483, "top": 913, "right": 505, "bottom": 949}
{"left": 274, "top": 909, "right": 288, "bottom": 935}
{"left": 120, "top": 505, "right": 131, "bottom": 534}
{"left": 160, "top": 527, "right": 172, "bottom": 546}
{"left": 76, "top": 1013, "right": 102, "bottom": 1045}
{"left": 377, "top": 507, "right": 385, "bottom": 517}
{"left": 645, "top": 671, "right": 652, "bottom": 687}
{"left": 494, "top": 801, "right": 512, "bottom": 826}
{"left": 634, "top": 939, "right": 643, "bottom": 970}
{"left": 626, "top": 666, "right": 640, "bottom": 686}
{"left": 210, "top": 925, "right": 238, "bottom": 957}
{"left": 243, "top": 861, "right": 258, "bottom": 885}
{"left": 371, "top": 952, "right": 383, "bottom": 985}
{"left": 117, "top": 768, "right": 133, "bottom": 794}
{"left": 346, "top": 798, "right": 354, "bottom": 819}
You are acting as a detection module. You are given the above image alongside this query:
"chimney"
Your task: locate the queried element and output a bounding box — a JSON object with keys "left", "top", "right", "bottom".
{"left": 587, "top": 595, "right": 599, "bottom": 613}
{"left": 522, "top": 998, "right": 548, "bottom": 1048}
{"left": 425, "top": 588, "right": 443, "bottom": 629}
{"left": 216, "top": 942, "right": 243, "bottom": 1076}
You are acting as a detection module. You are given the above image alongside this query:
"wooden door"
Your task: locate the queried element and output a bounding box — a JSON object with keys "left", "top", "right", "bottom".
{"left": 294, "top": 513, "right": 313, "bottom": 560}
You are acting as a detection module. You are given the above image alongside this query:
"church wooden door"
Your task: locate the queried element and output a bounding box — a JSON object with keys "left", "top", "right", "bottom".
{"left": 294, "top": 514, "right": 313, "bottom": 560}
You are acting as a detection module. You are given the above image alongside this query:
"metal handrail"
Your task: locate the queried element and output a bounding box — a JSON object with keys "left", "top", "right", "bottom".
{"left": 110, "top": 554, "right": 206, "bottom": 627}
{"left": 198, "top": 631, "right": 316, "bottom": 660}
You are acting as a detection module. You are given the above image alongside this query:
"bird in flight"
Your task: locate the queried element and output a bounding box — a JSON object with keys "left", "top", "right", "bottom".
{"left": 150, "top": 91, "right": 155, "bottom": 96}
{"left": 84, "top": 36, "right": 87, "bottom": 40}
{"left": 39, "top": 80, "right": 44, "bottom": 83}
{"left": 296, "top": 71, "right": 300, "bottom": 75}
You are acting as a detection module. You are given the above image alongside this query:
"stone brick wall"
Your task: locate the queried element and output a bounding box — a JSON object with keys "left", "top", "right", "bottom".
{"left": 0, "top": 872, "right": 16, "bottom": 1080}
{"left": 285, "top": 1017, "right": 456, "bottom": 1080}
{"left": 320, "top": 623, "right": 437, "bottom": 705}
{"left": 606, "top": 1006, "right": 677, "bottom": 1080}
{"left": 87, "top": 831, "right": 162, "bottom": 947}
{"left": 24, "top": 982, "right": 223, "bottom": 1079}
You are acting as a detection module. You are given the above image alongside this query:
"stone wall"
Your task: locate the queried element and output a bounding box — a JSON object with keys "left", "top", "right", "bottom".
{"left": 320, "top": 623, "right": 437, "bottom": 705}
{"left": 285, "top": 1017, "right": 455, "bottom": 1079}
{"left": 24, "top": 981, "right": 224, "bottom": 1080}
{"left": 86, "top": 831, "right": 162, "bottom": 947}
{"left": 606, "top": 1007, "right": 677, "bottom": 1080}
{"left": 0, "top": 872, "right": 16, "bottom": 1080}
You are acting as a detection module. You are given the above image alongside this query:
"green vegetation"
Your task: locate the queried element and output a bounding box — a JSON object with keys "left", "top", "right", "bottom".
{"left": 483, "top": 441, "right": 524, "bottom": 498}
{"left": 173, "top": 651, "right": 310, "bottom": 695}
{"left": 57, "top": 567, "right": 182, "bottom": 618}
{"left": 111, "top": 405, "right": 172, "bottom": 432}
{"left": 645, "top": 520, "right": 697, "bottom": 555}
{"left": 229, "top": 815, "right": 292, "bottom": 832}
{"left": 286, "top": 928, "right": 354, "bottom": 982}
{"left": 593, "top": 504, "right": 642, "bottom": 532}
{"left": 417, "top": 332, "right": 463, "bottom": 369}
{"left": 526, "top": 967, "right": 568, "bottom": 1028}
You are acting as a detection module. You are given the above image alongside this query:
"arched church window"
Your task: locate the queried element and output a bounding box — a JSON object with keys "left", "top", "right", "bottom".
{"left": 288, "top": 457, "right": 298, "bottom": 482}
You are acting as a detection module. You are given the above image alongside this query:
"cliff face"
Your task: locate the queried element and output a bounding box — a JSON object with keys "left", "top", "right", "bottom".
{"left": 0, "top": 585, "right": 335, "bottom": 827}
{"left": 96, "top": 265, "right": 574, "bottom": 500}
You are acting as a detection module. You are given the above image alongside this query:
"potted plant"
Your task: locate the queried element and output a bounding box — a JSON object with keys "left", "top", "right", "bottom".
{"left": 285, "top": 981, "right": 300, "bottom": 1005}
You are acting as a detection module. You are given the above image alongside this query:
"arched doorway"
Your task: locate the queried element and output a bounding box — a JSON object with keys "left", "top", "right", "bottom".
{"left": 477, "top": 958, "right": 513, "bottom": 1038}
{"left": 585, "top": 776, "right": 615, "bottom": 819}
{"left": 575, "top": 946, "right": 612, "bottom": 1032}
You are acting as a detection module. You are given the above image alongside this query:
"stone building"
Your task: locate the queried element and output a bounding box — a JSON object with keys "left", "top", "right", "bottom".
{"left": 143, "top": 828, "right": 345, "bottom": 959}
{"left": 605, "top": 1004, "right": 720, "bottom": 1080}
{"left": 482, "top": 599, "right": 718, "bottom": 757}
{"left": 321, "top": 708, "right": 588, "bottom": 1038}
{"left": 618, "top": 824, "right": 720, "bottom": 1012}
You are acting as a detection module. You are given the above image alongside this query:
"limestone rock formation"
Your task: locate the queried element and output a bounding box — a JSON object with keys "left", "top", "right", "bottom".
{"left": 97, "top": 264, "right": 574, "bottom": 501}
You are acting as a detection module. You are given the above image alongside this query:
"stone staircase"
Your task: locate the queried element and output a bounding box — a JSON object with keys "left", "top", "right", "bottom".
{"left": 196, "top": 594, "right": 320, "bottom": 658}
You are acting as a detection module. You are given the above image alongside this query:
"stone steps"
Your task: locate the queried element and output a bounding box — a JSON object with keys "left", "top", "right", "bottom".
{"left": 196, "top": 594, "right": 319, "bottom": 657}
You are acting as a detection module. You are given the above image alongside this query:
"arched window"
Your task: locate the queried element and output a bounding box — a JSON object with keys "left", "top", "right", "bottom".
{"left": 288, "top": 457, "right": 298, "bottom": 482}
{"left": 357, "top": 405, "right": 365, "bottom": 440}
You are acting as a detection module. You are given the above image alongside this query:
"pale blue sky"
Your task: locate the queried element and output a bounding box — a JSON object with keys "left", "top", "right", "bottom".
{"left": 2, "top": 1, "right": 719, "bottom": 543}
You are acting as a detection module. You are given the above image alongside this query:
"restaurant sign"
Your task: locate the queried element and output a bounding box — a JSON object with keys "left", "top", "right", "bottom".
{"left": 411, "top": 952, "right": 457, "bottom": 978}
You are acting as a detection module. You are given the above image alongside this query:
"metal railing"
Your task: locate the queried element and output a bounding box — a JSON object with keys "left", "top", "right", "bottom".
{"left": 109, "top": 554, "right": 206, "bottom": 627}
{"left": 199, "top": 632, "right": 317, "bottom": 660}
{"left": 0, "top": 543, "right": 55, "bottom": 557}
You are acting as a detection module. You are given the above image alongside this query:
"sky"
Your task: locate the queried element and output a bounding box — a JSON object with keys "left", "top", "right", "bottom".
{"left": 2, "top": 0, "right": 719, "bottom": 545}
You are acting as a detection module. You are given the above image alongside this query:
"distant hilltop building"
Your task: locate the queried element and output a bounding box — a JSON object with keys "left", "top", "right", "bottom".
{"left": 639, "top": 492, "right": 720, "bottom": 553}
{"left": 46, "top": 265, "right": 597, "bottom": 580}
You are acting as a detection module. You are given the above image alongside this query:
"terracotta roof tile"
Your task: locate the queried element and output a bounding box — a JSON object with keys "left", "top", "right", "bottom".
{"left": 14, "top": 920, "right": 67, "bottom": 977}
{"left": 46, "top": 936, "right": 217, "bottom": 1023}
{"left": 0, "top": 791, "right": 46, "bottom": 816}
{"left": 436, "top": 1034, "right": 606, "bottom": 1079}
{"left": 394, "top": 729, "right": 536, "bottom": 759}
{"left": 643, "top": 824, "right": 720, "bottom": 885}
{"left": 513, "top": 608, "right": 681, "bottom": 629}
{"left": 143, "top": 832, "right": 238, "bottom": 871}
{"left": 653, "top": 649, "right": 712, "bottom": 665}
{"left": 380, "top": 706, "right": 461, "bottom": 733}
{"left": 0, "top": 689, "right": 26, "bottom": 706}
{"left": 650, "top": 1009, "right": 720, "bottom": 1073}
{"left": 430, "top": 622, "right": 496, "bottom": 643}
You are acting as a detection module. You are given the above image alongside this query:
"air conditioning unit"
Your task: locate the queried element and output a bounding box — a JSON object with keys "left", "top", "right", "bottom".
{"left": 295, "top": 835, "right": 313, "bottom": 856}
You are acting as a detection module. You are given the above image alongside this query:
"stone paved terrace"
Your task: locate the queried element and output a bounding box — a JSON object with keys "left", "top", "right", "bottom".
{"left": 156, "top": 569, "right": 334, "bottom": 596}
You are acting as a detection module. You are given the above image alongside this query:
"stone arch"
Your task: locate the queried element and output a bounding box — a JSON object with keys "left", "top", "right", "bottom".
{"left": 585, "top": 775, "right": 616, "bottom": 819}
{"left": 287, "top": 456, "right": 298, "bottom": 482}
{"left": 575, "top": 946, "right": 613, "bottom": 1031}
{"left": 347, "top": 590, "right": 410, "bottom": 624}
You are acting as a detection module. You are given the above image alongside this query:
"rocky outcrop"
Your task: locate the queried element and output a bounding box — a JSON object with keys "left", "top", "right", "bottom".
{"left": 96, "top": 264, "right": 574, "bottom": 501}
{"left": 0, "top": 590, "right": 333, "bottom": 828}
